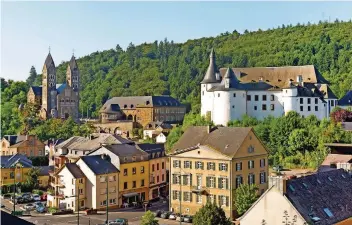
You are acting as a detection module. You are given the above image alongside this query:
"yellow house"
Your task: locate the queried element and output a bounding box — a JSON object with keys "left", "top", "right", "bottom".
{"left": 38, "top": 166, "right": 54, "bottom": 188}
{"left": 88, "top": 144, "right": 150, "bottom": 206}
{"left": 0, "top": 154, "right": 33, "bottom": 192}
{"left": 169, "top": 126, "right": 269, "bottom": 220}
{"left": 1, "top": 135, "right": 45, "bottom": 157}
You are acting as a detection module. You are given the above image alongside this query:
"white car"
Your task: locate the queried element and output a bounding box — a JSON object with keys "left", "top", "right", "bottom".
{"left": 32, "top": 194, "right": 41, "bottom": 201}
{"left": 24, "top": 203, "right": 36, "bottom": 210}
{"left": 169, "top": 214, "right": 177, "bottom": 220}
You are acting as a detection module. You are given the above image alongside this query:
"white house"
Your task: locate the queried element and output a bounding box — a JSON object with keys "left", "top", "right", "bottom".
{"left": 156, "top": 132, "right": 167, "bottom": 143}
{"left": 201, "top": 49, "right": 338, "bottom": 126}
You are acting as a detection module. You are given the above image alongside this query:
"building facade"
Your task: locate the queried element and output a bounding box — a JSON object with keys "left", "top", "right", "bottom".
{"left": 169, "top": 126, "right": 269, "bottom": 220}
{"left": 1, "top": 135, "right": 45, "bottom": 157}
{"left": 99, "top": 96, "right": 186, "bottom": 128}
{"left": 27, "top": 53, "right": 79, "bottom": 121}
{"left": 201, "top": 49, "right": 338, "bottom": 126}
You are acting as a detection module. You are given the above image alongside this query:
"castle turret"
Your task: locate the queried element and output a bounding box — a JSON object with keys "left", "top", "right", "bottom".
{"left": 201, "top": 48, "right": 219, "bottom": 84}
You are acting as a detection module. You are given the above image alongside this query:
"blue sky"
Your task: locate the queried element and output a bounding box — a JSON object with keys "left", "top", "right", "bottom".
{"left": 1, "top": 1, "right": 352, "bottom": 81}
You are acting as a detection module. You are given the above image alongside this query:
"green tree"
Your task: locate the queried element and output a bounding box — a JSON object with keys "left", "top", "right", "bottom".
{"left": 140, "top": 210, "right": 159, "bottom": 225}
{"left": 26, "top": 66, "right": 38, "bottom": 86}
{"left": 234, "top": 184, "right": 259, "bottom": 216}
{"left": 165, "top": 126, "right": 183, "bottom": 153}
{"left": 24, "top": 167, "right": 41, "bottom": 191}
{"left": 193, "top": 203, "right": 232, "bottom": 225}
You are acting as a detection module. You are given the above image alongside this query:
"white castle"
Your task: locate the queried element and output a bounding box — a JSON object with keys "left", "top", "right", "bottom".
{"left": 200, "top": 49, "right": 338, "bottom": 126}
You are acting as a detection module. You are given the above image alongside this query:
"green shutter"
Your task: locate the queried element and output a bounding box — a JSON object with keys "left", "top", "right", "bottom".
{"left": 173, "top": 160, "right": 176, "bottom": 168}
{"left": 213, "top": 195, "right": 216, "bottom": 204}
{"left": 225, "top": 163, "right": 228, "bottom": 171}
{"left": 218, "top": 195, "right": 221, "bottom": 205}
{"left": 207, "top": 162, "right": 209, "bottom": 170}
{"left": 214, "top": 177, "right": 216, "bottom": 188}
{"left": 226, "top": 178, "right": 229, "bottom": 189}
{"left": 218, "top": 178, "right": 222, "bottom": 189}
{"left": 184, "top": 161, "right": 186, "bottom": 168}
{"left": 226, "top": 196, "right": 229, "bottom": 207}
{"left": 201, "top": 162, "right": 204, "bottom": 169}
{"left": 219, "top": 163, "right": 222, "bottom": 171}
{"left": 190, "top": 161, "right": 192, "bottom": 169}
{"left": 190, "top": 192, "right": 192, "bottom": 202}
{"left": 206, "top": 177, "right": 209, "bottom": 187}
{"left": 179, "top": 191, "right": 182, "bottom": 200}
{"left": 190, "top": 174, "right": 193, "bottom": 186}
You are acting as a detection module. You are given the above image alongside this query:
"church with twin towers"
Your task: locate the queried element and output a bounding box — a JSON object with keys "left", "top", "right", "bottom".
{"left": 27, "top": 51, "right": 80, "bottom": 122}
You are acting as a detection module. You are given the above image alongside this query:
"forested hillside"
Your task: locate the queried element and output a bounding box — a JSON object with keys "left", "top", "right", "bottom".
{"left": 2, "top": 20, "right": 352, "bottom": 136}
{"left": 30, "top": 20, "right": 352, "bottom": 117}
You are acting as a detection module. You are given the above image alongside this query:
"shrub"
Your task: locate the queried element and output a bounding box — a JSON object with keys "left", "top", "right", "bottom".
{"left": 48, "top": 207, "right": 58, "bottom": 213}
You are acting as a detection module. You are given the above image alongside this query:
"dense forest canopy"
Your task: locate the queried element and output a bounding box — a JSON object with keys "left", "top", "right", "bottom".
{"left": 1, "top": 20, "right": 352, "bottom": 137}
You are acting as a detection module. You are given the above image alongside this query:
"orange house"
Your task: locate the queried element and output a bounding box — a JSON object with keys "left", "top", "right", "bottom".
{"left": 1, "top": 135, "right": 45, "bottom": 157}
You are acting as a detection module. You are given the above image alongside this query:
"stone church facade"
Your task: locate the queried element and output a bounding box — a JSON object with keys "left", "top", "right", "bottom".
{"left": 27, "top": 52, "right": 80, "bottom": 121}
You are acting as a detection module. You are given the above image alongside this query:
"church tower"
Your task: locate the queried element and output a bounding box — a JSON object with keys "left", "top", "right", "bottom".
{"left": 41, "top": 51, "right": 57, "bottom": 119}
{"left": 66, "top": 55, "right": 80, "bottom": 118}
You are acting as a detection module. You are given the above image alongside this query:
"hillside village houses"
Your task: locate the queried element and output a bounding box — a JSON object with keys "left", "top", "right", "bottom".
{"left": 169, "top": 125, "right": 269, "bottom": 220}
{"left": 1, "top": 135, "right": 45, "bottom": 157}
{"left": 200, "top": 49, "right": 340, "bottom": 126}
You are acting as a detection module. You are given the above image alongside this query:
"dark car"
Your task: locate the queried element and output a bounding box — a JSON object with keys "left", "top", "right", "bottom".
{"left": 184, "top": 215, "right": 193, "bottom": 223}
{"left": 160, "top": 211, "right": 171, "bottom": 219}
{"left": 114, "top": 218, "right": 128, "bottom": 225}
{"left": 153, "top": 210, "right": 163, "bottom": 217}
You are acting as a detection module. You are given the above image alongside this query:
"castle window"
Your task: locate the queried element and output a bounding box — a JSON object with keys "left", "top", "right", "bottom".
{"left": 308, "top": 98, "right": 311, "bottom": 104}
{"left": 315, "top": 106, "right": 318, "bottom": 111}
{"left": 270, "top": 104, "right": 274, "bottom": 111}
{"left": 308, "top": 106, "right": 311, "bottom": 111}
{"left": 233, "top": 93, "right": 236, "bottom": 97}
{"left": 300, "top": 98, "right": 303, "bottom": 104}
{"left": 254, "top": 106, "right": 257, "bottom": 111}
{"left": 262, "top": 104, "right": 267, "bottom": 111}
{"left": 315, "top": 98, "right": 318, "bottom": 104}
{"left": 247, "top": 95, "right": 251, "bottom": 101}
{"left": 254, "top": 95, "right": 259, "bottom": 101}
{"left": 300, "top": 106, "right": 303, "bottom": 111}
{"left": 270, "top": 95, "right": 275, "bottom": 101}
{"left": 262, "top": 95, "right": 267, "bottom": 101}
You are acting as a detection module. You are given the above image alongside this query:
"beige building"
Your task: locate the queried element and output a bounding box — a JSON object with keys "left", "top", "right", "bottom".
{"left": 169, "top": 126, "right": 269, "bottom": 220}
{"left": 1, "top": 135, "right": 45, "bottom": 157}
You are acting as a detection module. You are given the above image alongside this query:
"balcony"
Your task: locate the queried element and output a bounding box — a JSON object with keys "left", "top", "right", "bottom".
{"left": 50, "top": 181, "right": 65, "bottom": 188}
{"left": 191, "top": 186, "right": 209, "bottom": 195}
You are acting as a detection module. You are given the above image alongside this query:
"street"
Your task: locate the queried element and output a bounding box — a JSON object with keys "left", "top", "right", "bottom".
{"left": 1, "top": 197, "right": 190, "bottom": 225}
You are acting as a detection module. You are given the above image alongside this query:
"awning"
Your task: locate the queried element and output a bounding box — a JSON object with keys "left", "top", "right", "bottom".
{"left": 122, "top": 192, "right": 139, "bottom": 198}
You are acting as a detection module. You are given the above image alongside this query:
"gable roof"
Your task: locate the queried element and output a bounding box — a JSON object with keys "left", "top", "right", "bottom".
{"left": 144, "top": 121, "right": 173, "bottom": 130}
{"left": 65, "top": 163, "right": 85, "bottom": 178}
{"left": 38, "top": 166, "right": 54, "bottom": 176}
{"left": 171, "top": 126, "right": 253, "bottom": 158}
{"left": 0, "top": 154, "right": 32, "bottom": 168}
{"left": 286, "top": 169, "right": 352, "bottom": 225}
{"left": 30, "top": 86, "right": 42, "bottom": 96}
{"left": 3, "top": 135, "right": 27, "bottom": 146}
{"left": 99, "top": 144, "right": 149, "bottom": 158}
{"left": 339, "top": 90, "right": 352, "bottom": 106}
{"left": 136, "top": 143, "right": 165, "bottom": 154}
{"left": 318, "top": 154, "right": 352, "bottom": 172}
{"left": 80, "top": 155, "right": 119, "bottom": 175}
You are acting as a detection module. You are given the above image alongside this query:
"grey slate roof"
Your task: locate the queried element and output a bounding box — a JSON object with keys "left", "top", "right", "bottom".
{"left": 56, "top": 83, "right": 66, "bottom": 94}
{"left": 3, "top": 135, "right": 27, "bottom": 146}
{"left": 100, "top": 96, "right": 183, "bottom": 112}
{"left": 0, "top": 154, "right": 32, "bottom": 168}
{"left": 102, "top": 144, "right": 149, "bottom": 158}
{"left": 286, "top": 169, "right": 352, "bottom": 225}
{"left": 65, "top": 163, "right": 85, "bottom": 178}
{"left": 136, "top": 143, "right": 165, "bottom": 154}
{"left": 44, "top": 53, "right": 55, "bottom": 68}
{"left": 30, "top": 86, "right": 42, "bottom": 96}
{"left": 38, "top": 166, "right": 54, "bottom": 176}
{"left": 29, "top": 83, "right": 66, "bottom": 96}
{"left": 201, "top": 48, "right": 219, "bottom": 84}
{"left": 80, "top": 155, "right": 119, "bottom": 175}
{"left": 339, "top": 90, "right": 352, "bottom": 106}
{"left": 69, "top": 55, "right": 78, "bottom": 70}
{"left": 171, "top": 126, "right": 254, "bottom": 158}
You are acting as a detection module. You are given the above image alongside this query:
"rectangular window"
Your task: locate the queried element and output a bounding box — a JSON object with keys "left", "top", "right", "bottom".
{"left": 219, "top": 195, "right": 228, "bottom": 207}
{"left": 172, "top": 190, "right": 180, "bottom": 200}
{"left": 315, "top": 98, "right": 318, "bottom": 104}
{"left": 152, "top": 164, "right": 155, "bottom": 172}
{"left": 79, "top": 178, "right": 83, "bottom": 183}
{"left": 219, "top": 163, "right": 228, "bottom": 171}
{"left": 260, "top": 172, "right": 266, "bottom": 184}
{"left": 196, "top": 194, "right": 202, "bottom": 204}
{"left": 236, "top": 162, "right": 242, "bottom": 171}
{"left": 172, "top": 174, "right": 181, "bottom": 184}
{"left": 124, "top": 169, "right": 128, "bottom": 176}
{"left": 300, "top": 106, "right": 303, "bottom": 111}
{"left": 331, "top": 101, "right": 334, "bottom": 106}
{"left": 270, "top": 95, "right": 275, "bottom": 101}
{"left": 260, "top": 159, "right": 266, "bottom": 168}
{"left": 218, "top": 93, "right": 220, "bottom": 97}
{"left": 206, "top": 176, "right": 216, "bottom": 188}
{"left": 207, "top": 162, "right": 215, "bottom": 170}
{"left": 218, "top": 177, "right": 228, "bottom": 189}
{"left": 315, "top": 106, "right": 318, "bottom": 111}
{"left": 262, "top": 104, "right": 267, "bottom": 111}
{"left": 132, "top": 167, "right": 136, "bottom": 174}
{"left": 162, "top": 162, "right": 165, "bottom": 169}
{"left": 124, "top": 182, "right": 128, "bottom": 189}
{"left": 157, "top": 163, "right": 159, "bottom": 170}
{"left": 109, "top": 198, "right": 116, "bottom": 205}
{"left": 300, "top": 98, "right": 303, "bottom": 104}
{"left": 99, "top": 176, "right": 106, "bottom": 183}
{"left": 184, "top": 161, "right": 192, "bottom": 169}
{"left": 79, "top": 189, "right": 83, "bottom": 194}
{"left": 173, "top": 160, "right": 180, "bottom": 168}
{"left": 233, "top": 93, "right": 236, "bottom": 97}
{"left": 162, "top": 174, "right": 165, "bottom": 182}
{"left": 248, "top": 160, "right": 254, "bottom": 169}
{"left": 262, "top": 95, "right": 267, "bottom": 101}
{"left": 308, "top": 98, "right": 311, "bottom": 104}
{"left": 270, "top": 104, "right": 274, "bottom": 111}
{"left": 141, "top": 179, "right": 145, "bottom": 187}
{"left": 254, "top": 106, "right": 257, "bottom": 111}
{"left": 247, "top": 95, "right": 251, "bottom": 101}
{"left": 141, "top": 166, "right": 144, "bottom": 173}
{"left": 100, "top": 188, "right": 106, "bottom": 195}
{"left": 255, "top": 95, "right": 259, "bottom": 101}
{"left": 132, "top": 181, "right": 136, "bottom": 188}
{"left": 248, "top": 174, "right": 255, "bottom": 185}
{"left": 195, "top": 161, "right": 204, "bottom": 170}
{"left": 72, "top": 179, "right": 74, "bottom": 185}
{"left": 308, "top": 106, "right": 311, "bottom": 111}
{"left": 236, "top": 176, "right": 243, "bottom": 188}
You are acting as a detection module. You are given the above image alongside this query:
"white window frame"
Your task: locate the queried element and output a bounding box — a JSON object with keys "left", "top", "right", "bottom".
{"left": 196, "top": 194, "right": 202, "bottom": 204}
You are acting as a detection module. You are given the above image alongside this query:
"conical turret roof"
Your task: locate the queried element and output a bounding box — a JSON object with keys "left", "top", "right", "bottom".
{"left": 201, "top": 48, "right": 219, "bottom": 84}
{"left": 69, "top": 55, "right": 78, "bottom": 70}
{"left": 44, "top": 52, "right": 55, "bottom": 69}
{"left": 224, "top": 67, "right": 234, "bottom": 79}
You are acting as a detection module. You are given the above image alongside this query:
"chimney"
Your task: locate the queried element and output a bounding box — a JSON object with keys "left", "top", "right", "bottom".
{"left": 207, "top": 125, "right": 211, "bottom": 134}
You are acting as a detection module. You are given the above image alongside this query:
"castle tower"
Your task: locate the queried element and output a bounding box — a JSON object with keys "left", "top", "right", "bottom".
{"left": 41, "top": 52, "right": 57, "bottom": 119}
{"left": 200, "top": 48, "right": 220, "bottom": 120}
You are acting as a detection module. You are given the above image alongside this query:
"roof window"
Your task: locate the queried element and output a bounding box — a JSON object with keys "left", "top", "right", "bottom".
{"left": 323, "top": 208, "right": 334, "bottom": 218}
{"left": 328, "top": 176, "right": 333, "bottom": 182}
{"left": 317, "top": 179, "right": 321, "bottom": 184}
{"left": 341, "top": 174, "right": 346, "bottom": 178}
{"left": 289, "top": 185, "right": 295, "bottom": 192}
{"left": 302, "top": 183, "right": 308, "bottom": 189}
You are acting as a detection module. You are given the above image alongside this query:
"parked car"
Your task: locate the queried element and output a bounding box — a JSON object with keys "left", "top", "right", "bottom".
{"left": 169, "top": 213, "right": 177, "bottom": 220}
{"left": 114, "top": 218, "right": 128, "bottom": 225}
{"left": 21, "top": 193, "right": 32, "bottom": 202}
{"left": 160, "top": 211, "right": 171, "bottom": 219}
{"left": 176, "top": 215, "right": 185, "bottom": 222}
{"left": 184, "top": 215, "right": 193, "bottom": 223}
{"left": 24, "top": 203, "right": 36, "bottom": 210}
{"left": 41, "top": 194, "right": 47, "bottom": 201}
{"left": 12, "top": 196, "right": 24, "bottom": 204}
{"left": 36, "top": 206, "right": 46, "bottom": 213}
{"left": 34, "top": 201, "right": 44, "bottom": 208}
{"left": 32, "top": 194, "right": 41, "bottom": 201}
{"left": 153, "top": 210, "right": 163, "bottom": 217}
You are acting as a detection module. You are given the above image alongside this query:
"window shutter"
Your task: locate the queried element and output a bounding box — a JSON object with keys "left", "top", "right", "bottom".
{"left": 263, "top": 159, "right": 266, "bottom": 167}
{"left": 219, "top": 163, "right": 222, "bottom": 171}
{"left": 248, "top": 175, "right": 250, "bottom": 185}
{"left": 225, "top": 164, "right": 228, "bottom": 171}
{"left": 253, "top": 174, "right": 255, "bottom": 184}
{"left": 173, "top": 160, "right": 176, "bottom": 168}
{"left": 195, "top": 162, "right": 198, "bottom": 169}
{"left": 218, "top": 195, "right": 221, "bottom": 206}
{"left": 183, "top": 175, "right": 187, "bottom": 185}
{"left": 206, "top": 177, "right": 209, "bottom": 187}
{"left": 201, "top": 162, "right": 204, "bottom": 169}
{"left": 248, "top": 161, "right": 250, "bottom": 169}
{"left": 178, "top": 160, "right": 181, "bottom": 167}
{"left": 190, "top": 161, "right": 192, "bottom": 169}
{"left": 179, "top": 191, "right": 182, "bottom": 200}
{"left": 207, "top": 162, "right": 209, "bottom": 170}
{"left": 184, "top": 161, "right": 186, "bottom": 168}
{"left": 240, "top": 162, "right": 242, "bottom": 170}
{"left": 190, "top": 174, "right": 193, "bottom": 186}
{"left": 226, "top": 196, "right": 229, "bottom": 207}
{"left": 213, "top": 195, "right": 216, "bottom": 204}
{"left": 172, "top": 175, "right": 175, "bottom": 184}
{"left": 226, "top": 178, "right": 229, "bottom": 189}
{"left": 218, "top": 178, "right": 222, "bottom": 189}
{"left": 214, "top": 177, "right": 216, "bottom": 188}
{"left": 190, "top": 192, "right": 193, "bottom": 202}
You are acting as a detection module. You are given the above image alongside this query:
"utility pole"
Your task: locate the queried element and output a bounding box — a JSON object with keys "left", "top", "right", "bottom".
{"left": 13, "top": 166, "right": 16, "bottom": 215}
{"left": 77, "top": 183, "right": 80, "bottom": 225}
{"left": 106, "top": 169, "right": 109, "bottom": 224}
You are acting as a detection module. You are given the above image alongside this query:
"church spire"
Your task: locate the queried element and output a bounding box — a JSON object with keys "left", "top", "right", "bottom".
{"left": 201, "top": 48, "right": 218, "bottom": 84}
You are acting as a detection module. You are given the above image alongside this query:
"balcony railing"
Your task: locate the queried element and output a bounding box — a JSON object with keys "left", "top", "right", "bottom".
{"left": 50, "top": 181, "right": 65, "bottom": 188}
{"left": 191, "top": 186, "right": 209, "bottom": 195}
